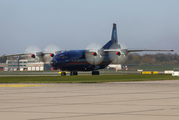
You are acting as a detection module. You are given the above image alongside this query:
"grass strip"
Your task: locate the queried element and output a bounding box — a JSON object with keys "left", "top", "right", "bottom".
{"left": 0, "top": 74, "right": 178, "bottom": 83}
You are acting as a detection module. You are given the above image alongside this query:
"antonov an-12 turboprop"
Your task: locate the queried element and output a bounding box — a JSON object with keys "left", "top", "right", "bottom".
{"left": 6, "top": 23, "right": 173, "bottom": 75}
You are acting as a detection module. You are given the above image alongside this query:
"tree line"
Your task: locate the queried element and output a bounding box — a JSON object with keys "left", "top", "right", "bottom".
{"left": 124, "top": 53, "right": 179, "bottom": 65}
{"left": 0, "top": 55, "right": 7, "bottom": 63}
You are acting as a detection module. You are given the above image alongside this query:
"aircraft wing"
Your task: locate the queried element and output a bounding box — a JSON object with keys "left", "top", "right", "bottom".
{"left": 127, "top": 49, "right": 174, "bottom": 52}
{"left": 103, "top": 49, "right": 174, "bottom": 52}
{"left": 5, "top": 53, "right": 32, "bottom": 57}
{"left": 5, "top": 52, "right": 61, "bottom": 57}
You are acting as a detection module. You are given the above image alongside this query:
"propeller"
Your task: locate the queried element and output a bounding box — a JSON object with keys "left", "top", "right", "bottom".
{"left": 43, "top": 44, "right": 61, "bottom": 63}
{"left": 24, "top": 45, "right": 43, "bottom": 62}
{"left": 44, "top": 44, "right": 61, "bottom": 57}
{"left": 85, "top": 43, "right": 105, "bottom": 65}
{"left": 108, "top": 42, "right": 128, "bottom": 64}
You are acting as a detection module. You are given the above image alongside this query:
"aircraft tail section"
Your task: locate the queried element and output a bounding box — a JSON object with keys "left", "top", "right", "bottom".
{"left": 103, "top": 23, "right": 118, "bottom": 49}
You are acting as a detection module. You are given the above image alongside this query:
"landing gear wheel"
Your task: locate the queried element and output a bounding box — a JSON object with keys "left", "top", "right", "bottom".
{"left": 92, "top": 71, "right": 100, "bottom": 75}
{"left": 74, "top": 71, "right": 78, "bottom": 75}
{"left": 70, "top": 71, "right": 78, "bottom": 76}
{"left": 61, "top": 72, "right": 66, "bottom": 76}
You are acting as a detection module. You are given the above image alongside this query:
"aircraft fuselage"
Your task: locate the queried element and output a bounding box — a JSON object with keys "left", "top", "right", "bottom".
{"left": 50, "top": 50, "right": 111, "bottom": 71}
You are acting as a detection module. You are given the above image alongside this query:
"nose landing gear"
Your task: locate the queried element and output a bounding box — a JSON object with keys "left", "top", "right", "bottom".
{"left": 60, "top": 71, "right": 67, "bottom": 76}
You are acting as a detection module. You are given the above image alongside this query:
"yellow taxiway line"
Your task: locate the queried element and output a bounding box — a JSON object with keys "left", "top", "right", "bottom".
{"left": 0, "top": 84, "right": 45, "bottom": 87}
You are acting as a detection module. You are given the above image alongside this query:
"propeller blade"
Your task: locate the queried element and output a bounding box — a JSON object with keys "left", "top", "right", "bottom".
{"left": 85, "top": 43, "right": 105, "bottom": 65}
{"left": 43, "top": 44, "right": 61, "bottom": 63}
{"left": 24, "top": 45, "right": 42, "bottom": 62}
{"left": 108, "top": 43, "right": 128, "bottom": 64}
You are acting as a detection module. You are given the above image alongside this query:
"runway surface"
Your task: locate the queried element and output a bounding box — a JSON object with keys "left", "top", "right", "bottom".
{"left": 1, "top": 80, "right": 179, "bottom": 120}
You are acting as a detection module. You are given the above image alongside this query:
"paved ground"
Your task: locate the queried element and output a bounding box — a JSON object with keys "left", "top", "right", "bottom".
{"left": 1, "top": 80, "right": 179, "bottom": 120}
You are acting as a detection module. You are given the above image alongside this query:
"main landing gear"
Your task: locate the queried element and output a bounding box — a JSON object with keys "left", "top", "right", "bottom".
{"left": 70, "top": 71, "right": 78, "bottom": 76}
{"left": 61, "top": 71, "right": 99, "bottom": 76}
{"left": 92, "top": 71, "right": 100, "bottom": 75}
{"left": 60, "top": 71, "right": 78, "bottom": 76}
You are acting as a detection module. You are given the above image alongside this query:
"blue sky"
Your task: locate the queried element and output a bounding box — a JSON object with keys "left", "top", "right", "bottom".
{"left": 0, "top": 0, "right": 179, "bottom": 55}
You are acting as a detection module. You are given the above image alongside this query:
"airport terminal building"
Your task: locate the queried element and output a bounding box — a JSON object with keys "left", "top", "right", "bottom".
{"left": 0, "top": 59, "right": 51, "bottom": 71}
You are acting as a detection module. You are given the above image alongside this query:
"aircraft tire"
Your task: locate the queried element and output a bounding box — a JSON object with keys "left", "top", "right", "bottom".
{"left": 70, "top": 71, "right": 78, "bottom": 76}
{"left": 61, "top": 72, "right": 66, "bottom": 76}
{"left": 92, "top": 71, "right": 100, "bottom": 75}
{"left": 74, "top": 71, "right": 78, "bottom": 75}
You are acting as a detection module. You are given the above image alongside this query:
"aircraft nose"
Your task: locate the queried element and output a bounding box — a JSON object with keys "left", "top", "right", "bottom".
{"left": 50, "top": 59, "right": 56, "bottom": 66}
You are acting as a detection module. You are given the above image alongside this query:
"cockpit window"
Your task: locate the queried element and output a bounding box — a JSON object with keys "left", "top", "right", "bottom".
{"left": 55, "top": 55, "right": 68, "bottom": 59}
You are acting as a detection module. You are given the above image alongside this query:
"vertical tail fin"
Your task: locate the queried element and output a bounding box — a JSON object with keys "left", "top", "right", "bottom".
{"left": 111, "top": 23, "right": 118, "bottom": 43}
{"left": 103, "top": 23, "right": 118, "bottom": 49}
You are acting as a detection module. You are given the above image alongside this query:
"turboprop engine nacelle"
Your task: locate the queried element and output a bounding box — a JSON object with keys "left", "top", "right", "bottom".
{"left": 111, "top": 49, "right": 129, "bottom": 64}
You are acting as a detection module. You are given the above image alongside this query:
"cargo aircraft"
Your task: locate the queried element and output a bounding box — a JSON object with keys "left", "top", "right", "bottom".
{"left": 6, "top": 23, "right": 173, "bottom": 75}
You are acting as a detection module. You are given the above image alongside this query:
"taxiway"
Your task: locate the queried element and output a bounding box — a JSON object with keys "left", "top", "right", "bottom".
{"left": 1, "top": 80, "right": 179, "bottom": 120}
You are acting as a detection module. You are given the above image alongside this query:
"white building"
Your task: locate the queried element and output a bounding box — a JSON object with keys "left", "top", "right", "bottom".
{"left": 107, "top": 64, "right": 122, "bottom": 71}
{"left": 1, "top": 59, "right": 51, "bottom": 71}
